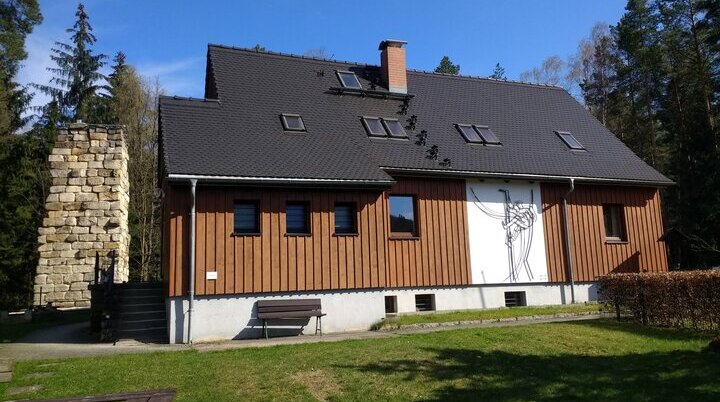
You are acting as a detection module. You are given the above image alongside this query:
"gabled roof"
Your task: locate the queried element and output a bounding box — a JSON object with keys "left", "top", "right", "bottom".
{"left": 158, "top": 44, "right": 672, "bottom": 187}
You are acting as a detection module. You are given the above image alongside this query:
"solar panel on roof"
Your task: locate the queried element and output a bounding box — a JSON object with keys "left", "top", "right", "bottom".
{"left": 337, "top": 71, "right": 362, "bottom": 89}
{"left": 556, "top": 131, "right": 585, "bottom": 150}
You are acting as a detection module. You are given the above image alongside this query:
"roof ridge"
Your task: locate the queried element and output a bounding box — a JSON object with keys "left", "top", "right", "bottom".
{"left": 207, "top": 43, "right": 565, "bottom": 91}
{"left": 159, "top": 95, "right": 220, "bottom": 103}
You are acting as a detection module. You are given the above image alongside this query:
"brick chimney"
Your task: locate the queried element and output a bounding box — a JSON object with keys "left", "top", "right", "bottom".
{"left": 379, "top": 40, "right": 408, "bottom": 94}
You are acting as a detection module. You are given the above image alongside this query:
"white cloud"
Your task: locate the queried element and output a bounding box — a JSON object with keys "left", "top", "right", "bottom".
{"left": 135, "top": 57, "right": 205, "bottom": 96}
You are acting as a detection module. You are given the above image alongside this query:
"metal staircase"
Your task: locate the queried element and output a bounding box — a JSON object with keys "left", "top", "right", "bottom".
{"left": 115, "top": 282, "right": 167, "bottom": 342}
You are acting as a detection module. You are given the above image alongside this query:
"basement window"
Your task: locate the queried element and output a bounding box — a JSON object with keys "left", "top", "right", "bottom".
{"left": 603, "top": 204, "right": 626, "bottom": 241}
{"left": 555, "top": 131, "right": 585, "bottom": 150}
{"left": 415, "top": 294, "right": 435, "bottom": 312}
{"left": 233, "top": 201, "right": 259, "bottom": 234}
{"left": 337, "top": 71, "right": 362, "bottom": 89}
{"left": 286, "top": 202, "right": 310, "bottom": 235}
{"left": 280, "top": 114, "right": 306, "bottom": 132}
{"left": 385, "top": 295, "right": 398, "bottom": 314}
{"left": 504, "top": 291, "right": 527, "bottom": 307}
{"left": 382, "top": 119, "right": 407, "bottom": 138}
{"left": 362, "top": 117, "right": 387, "bottom": 137}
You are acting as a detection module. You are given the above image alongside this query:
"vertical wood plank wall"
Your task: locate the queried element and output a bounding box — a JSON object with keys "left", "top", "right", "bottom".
{"left": 385, "top": 178, "right": 471, "bottom": 288}
{"left": 540, "top": 183, "right": 668, "bottom": 282}
{"left": 162, "top": 178, "right": 472, "bottom": 297}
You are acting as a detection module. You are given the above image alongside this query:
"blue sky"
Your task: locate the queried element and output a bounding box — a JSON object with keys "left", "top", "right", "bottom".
{"left": 19, "top": 0, "right": 627, "bottom": 107}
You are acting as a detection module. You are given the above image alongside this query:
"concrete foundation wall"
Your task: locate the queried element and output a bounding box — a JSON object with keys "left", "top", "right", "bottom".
{"left": 167, "top": 283, "right": 598, "bottom": 343}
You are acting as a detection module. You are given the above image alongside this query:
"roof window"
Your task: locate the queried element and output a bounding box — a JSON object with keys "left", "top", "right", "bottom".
{"left": 474, "top": 126, "right": 501, "bottom": 145}
{"left": 456, "top": 124, "right": 501, "bottom": 145}
{"left": 280, "top": 114, "right": 306, "bottom": 132}
{"left": 555, "top": 131, "right": 585, "bottom": 150}
{"left": 382, "top": 119, "right": 407, "bottom": 138}
{"left": 337, "top": 71, "right": 362, "bottom": 89}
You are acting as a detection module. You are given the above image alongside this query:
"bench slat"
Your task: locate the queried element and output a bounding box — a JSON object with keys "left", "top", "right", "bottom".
{"left": 258, "top": 305, "right": 321, "bottom": 313}
{"left": 257, "top": 299, "right": 321, "bottom": 308}
{"left": 258, "top": 311, "right": 323, "bottom": 319}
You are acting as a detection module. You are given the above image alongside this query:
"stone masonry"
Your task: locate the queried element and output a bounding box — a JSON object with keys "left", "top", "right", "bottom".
{"left": 34, "top": 123, "right": 130, "bottom": 308}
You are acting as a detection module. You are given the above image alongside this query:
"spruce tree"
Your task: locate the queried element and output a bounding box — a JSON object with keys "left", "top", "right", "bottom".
{"left": 435, "top": 56, "right": 460, "bottom": 75}
{"left": 489, "top": 63, "right": 507, "bottom": 80}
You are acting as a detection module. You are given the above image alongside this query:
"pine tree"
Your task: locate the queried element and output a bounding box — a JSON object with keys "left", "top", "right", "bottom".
{"left": 435, "top": 56, "right": 460, "bottom": 75}
{"left": 0, "top": 0, "right": 42, "bottom": 134}
{"left": 34, "top": 3, "right": 107, "bottom": 122}
{"left": 489, "top": 63, "right": 507, "bottom": 80}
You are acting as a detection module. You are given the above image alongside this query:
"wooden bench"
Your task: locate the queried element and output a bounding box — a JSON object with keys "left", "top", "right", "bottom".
{"left": 256, "top": 299, "right": 325, "bottom": 339}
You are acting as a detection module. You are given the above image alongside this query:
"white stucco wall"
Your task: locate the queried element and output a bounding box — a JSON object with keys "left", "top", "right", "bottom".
{"left": 466, "top": 179, "right": 549, "bottom": 284}
{"left": 167, "top": 283, "right": 598, "bottom": 343}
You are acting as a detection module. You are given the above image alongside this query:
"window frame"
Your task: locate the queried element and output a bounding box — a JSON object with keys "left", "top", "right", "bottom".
{"left": 336, "top": 71, "right": 363, "bottom": 89}
{"left": 285, "top": 201, "right": 311, "bottom": 236}
{"left": 388, "top": 194, "right": 419, "bottom": 238}
{"left": 381, "top": 118, "right": 408, "bottom": 138}
{"left": 361, "top": 116, "right": 387, "bottom": 137}
{"left": 280, "top": 113, "right": 306, "bottom": 132}
{"left": 473, "top": 125, "right": 502, "bottom": 145}
{"left": 232, "top": 200, "right": 260, "bottom": 235}
{"left": 456, "top": 124, "right": 483, "bottom": 143}
{"left": 555, "top": 130, "right": 585, "bottom": 150}
{"left": 602, "top": 203, "right": 627, "bottom": 242}
{"left": 333, "top": 202, "right": 358, "bottom": 235}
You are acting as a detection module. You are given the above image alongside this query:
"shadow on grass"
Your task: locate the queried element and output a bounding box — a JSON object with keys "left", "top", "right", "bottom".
{"left": 345, "top": 321, "right": 719, "bottom": 401}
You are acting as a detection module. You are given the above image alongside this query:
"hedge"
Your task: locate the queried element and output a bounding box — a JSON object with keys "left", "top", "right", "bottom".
{"left": 598, "top": 270, "right": 720, "bottom": 331}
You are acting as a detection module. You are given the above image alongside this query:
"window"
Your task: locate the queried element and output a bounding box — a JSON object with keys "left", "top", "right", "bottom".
{"left": 556, "top": 131, "right": 585, "bottom": 150}
{"left": 362, "top": 117, "right": 386, "bottom": 136}
{"left": 280, "top": 114, "right": 306, "bottom": 131}
{"left": 389, "top": 195, "right": 417, "bottom": 237}
{"left": 334, "top": 202, "right": 357, "bottom": 234}
{"left": 415, "top": 294, "right": 435, "bottom": 312}
{"left": 286, "top": 202, "right": 310, "bottom": 234}
{"left": 504, "top": 291, "right": 527, "bottom": 307}
{"left": 233, "top": 201, "right": 259, "bottom": 234}
{"left": 337, "top": 71, "right": 362, "bottom": 89}
{"left": 385, "top": 295, "right": 398, "bottom": 314}
{"left": 474, "top": 126, "right": 501, "bottom": 144}
{"left": 603, "top": 204, "right": 626, "bottom": 241}
{"left": 456, "top": 124, "right": 482, "bottom": 143}
{"left": 382, "top": 119, "right": 407, "bottom": 138}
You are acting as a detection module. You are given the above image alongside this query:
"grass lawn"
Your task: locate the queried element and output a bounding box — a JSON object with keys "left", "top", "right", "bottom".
{"left": 374, "top": 303, "right": 600, "bottom": 329}
{"left": 2, "top": 319, "right": 718, "bottom": 401}
{"left": 0, "top": 309, "right": 89, "bottom": 343}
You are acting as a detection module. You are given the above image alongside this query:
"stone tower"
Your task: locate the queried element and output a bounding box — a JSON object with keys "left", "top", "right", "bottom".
{"left": 34, "top": 123, "right": 130, "bottom": 308}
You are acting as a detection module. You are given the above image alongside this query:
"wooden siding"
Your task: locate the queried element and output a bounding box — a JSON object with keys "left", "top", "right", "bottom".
{"left": 162, "top": 178, "right": 472, "bottom": 297}
{"left": 385, "top": 178, "right": 471, "bottom": 288}
{"left": 540, "top": 183, "right": 668, "bottom": 282}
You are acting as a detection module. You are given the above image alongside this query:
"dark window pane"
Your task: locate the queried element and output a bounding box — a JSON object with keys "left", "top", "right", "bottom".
{"left": 389, "top": 195, "right": 416, "bottom": 235}
{"left": 334, "top": 203, "right": 357, "bottom": 234}
{"left": 556, "top": 131, "right": 584, "bottom": 149}
{"left": 286, "top": 202, "right": 309, "bottom": 234}
{"left": 475, "top": 126, "right": 501, "bottom": 144}
{"left": 603, "top": 204, "right": 625, "bottom": 240}
{"left": 282, "top": 114, "right": 305, "bottom": 131}
{"left": 362, "top": 117, "right": 386, "bottom": 136}
{"left": 383, "top": 119, "right": 407, "bottom": 137}
{"left": 234, "top": 202, "right": 258, "bottom": 234}
{"left": 457, "top": 124, "right": 482, "bottom": 143}
{"left": 337, "top": 71, "right": 362, "bottom": 89}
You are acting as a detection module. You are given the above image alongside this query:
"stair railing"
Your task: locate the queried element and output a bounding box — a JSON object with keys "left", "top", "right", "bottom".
{"left": 90, "top": 250, "right": 118, "bottom": 342}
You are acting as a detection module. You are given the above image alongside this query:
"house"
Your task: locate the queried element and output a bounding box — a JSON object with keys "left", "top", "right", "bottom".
{"left": 158, "top": 40, "right": 671, "bottom": 343}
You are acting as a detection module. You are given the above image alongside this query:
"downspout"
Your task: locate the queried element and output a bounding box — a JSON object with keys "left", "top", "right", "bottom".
{"left": 187, "top": 179, "right": 197, "bottom": 343}
{"left": 561, "top": 178, "right": 576, "bottom": 304}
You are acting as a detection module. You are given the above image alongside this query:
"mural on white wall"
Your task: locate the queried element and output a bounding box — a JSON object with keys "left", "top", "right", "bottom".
{"left": 466, "top": 180, "right": 549, "bottom": 284}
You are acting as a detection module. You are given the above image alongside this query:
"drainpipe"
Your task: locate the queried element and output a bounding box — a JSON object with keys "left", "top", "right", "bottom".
{"left": 187, "top": 179, "right": 197, "bottom": 343}
{"left": 561, "top": 178, "right": 576, "bottom": 304}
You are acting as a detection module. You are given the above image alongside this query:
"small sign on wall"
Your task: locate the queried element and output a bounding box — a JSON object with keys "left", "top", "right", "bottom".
{"left": 206, "top": 271, "right": 217, "bottom": 280}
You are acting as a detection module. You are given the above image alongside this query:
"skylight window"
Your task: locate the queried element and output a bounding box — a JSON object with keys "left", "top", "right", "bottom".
{"left": 337, "top": 71, "right": 362, "bottom": 89}
{"left": 382, "top": 119, "right": 407, "bottom": 138}
{"left": 280, "top": 114, "right": 306, "bottom": 132}
{"left": 556, "top": 131, "right": 585, "bottom": 150}
{"left": 474, "top": 126, "right": 501, "bottom": 145}
{"left": 456, "top": 124, "right": 483, "bottom": 143}
{"left": 362, "top": 117, "right": 386, "bottom": 136}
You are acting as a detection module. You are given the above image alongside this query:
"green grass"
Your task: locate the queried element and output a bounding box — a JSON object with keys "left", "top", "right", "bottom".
{"left": 0, "top": 309, "right": 88, "bottom": 343}
{"left": 373, "top": 303, "right": 601, "bottom": 329}
{"left": 2, "top": 319, "right": 718, "bottom": 401}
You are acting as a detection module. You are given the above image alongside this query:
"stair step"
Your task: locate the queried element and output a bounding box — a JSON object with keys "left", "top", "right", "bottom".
{"left": 118, "top": 318, "right": 167, "bottom": 331}
{"left": 118, "top": 295, "right": 164, "bottom": 304}
{"left": 118, "top": 310, "right": 166, "bottom": 321}
{"left": 115, "top": 303, "right": 165, "bottom": 313}
{"left": 117, "top": 327, "right": 167, "bottom": 341}
{"left": 114, "top": 282, "right": 163, "bottom": 290}
{"left": 116, "top": 288, "right": 164, "bottom": 296}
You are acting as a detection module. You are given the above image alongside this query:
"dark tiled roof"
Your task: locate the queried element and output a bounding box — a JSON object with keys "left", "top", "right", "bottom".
{"left": 158, "top": 45, "right": 672, "bottom": 186}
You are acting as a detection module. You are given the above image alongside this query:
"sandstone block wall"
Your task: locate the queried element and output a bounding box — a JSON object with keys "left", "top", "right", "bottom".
{"left": 34, "top": 123, "right": 130, "bottom": 308}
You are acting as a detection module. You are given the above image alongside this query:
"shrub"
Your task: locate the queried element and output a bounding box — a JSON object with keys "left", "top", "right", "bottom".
{"left": 598, "top": 270, "right": 720, "bottom": 331}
